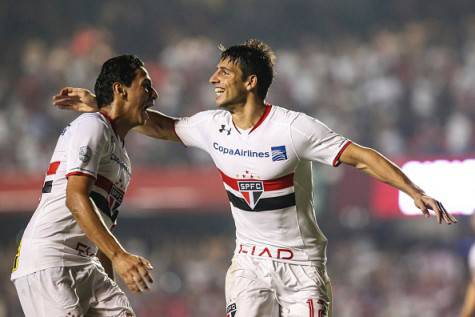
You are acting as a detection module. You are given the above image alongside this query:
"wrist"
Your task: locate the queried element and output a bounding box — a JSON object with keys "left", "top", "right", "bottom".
{"left": 408, "top": 187, "right": 425, "bottom": 200}
{"left": 108, "top": 248, "right": 128, "bottom": 261}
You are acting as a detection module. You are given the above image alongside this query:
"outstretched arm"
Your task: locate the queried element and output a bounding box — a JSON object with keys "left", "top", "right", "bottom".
{"left": 53, "top": 87, "right": 180, "bottom": 142}
{"left": 134, "top": 109, "right": 179, "bottom": 141}
{"left": 339, "top": 143, "right": 456, "bottom": 224}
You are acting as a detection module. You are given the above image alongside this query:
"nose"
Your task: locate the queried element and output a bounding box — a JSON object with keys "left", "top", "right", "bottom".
{"left": 209, "top": 70, "right": 219, "bottom": 85}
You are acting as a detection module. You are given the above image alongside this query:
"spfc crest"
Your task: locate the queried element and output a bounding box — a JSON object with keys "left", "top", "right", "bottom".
{"left": 237, "top": 180, "right": 264, "bottom": 210}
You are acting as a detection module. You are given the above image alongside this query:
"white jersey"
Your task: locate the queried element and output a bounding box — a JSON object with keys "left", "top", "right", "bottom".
{"left": 175, "top": 105, "right": 350, "bottom": 264}
{"left": 11, "top": 112, "right": 131, "bottom": 280}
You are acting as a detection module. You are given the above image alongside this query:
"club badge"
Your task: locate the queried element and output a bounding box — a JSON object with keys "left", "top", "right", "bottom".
{"left": 79, "top": 146, "right": 92, "bottom": 163}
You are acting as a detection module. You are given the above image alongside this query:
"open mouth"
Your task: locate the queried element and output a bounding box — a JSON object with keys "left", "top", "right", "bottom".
{"left": 214, "top": 87, "right": 225, "bottom": 97}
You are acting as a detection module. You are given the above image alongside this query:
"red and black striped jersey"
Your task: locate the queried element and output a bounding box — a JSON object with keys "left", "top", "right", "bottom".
{"left": 175, "top": 105, "right": 351, "bottom": 264}
{"left": 12, "top": 112, "right": 131, "bottom": 279}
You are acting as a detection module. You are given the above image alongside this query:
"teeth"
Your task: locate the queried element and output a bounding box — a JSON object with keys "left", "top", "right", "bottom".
{"left": 214, "top": 88, "right": 224, "bottom": 95}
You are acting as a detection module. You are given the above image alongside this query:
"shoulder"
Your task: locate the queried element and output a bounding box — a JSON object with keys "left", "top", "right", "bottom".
{"left": 69, "top": 113, "right": 111, "bottom": 139}
{"left": 269, "top": 105, "right": 326, "bottom": 130}
{"left": 71, "top": 113, "right": 109, "bottom": 130}
{"left": 179, "top": 109, "right": 229, "bottom": 126}
{"left": 269, "top": 105, "right": 301, "bottom": 124}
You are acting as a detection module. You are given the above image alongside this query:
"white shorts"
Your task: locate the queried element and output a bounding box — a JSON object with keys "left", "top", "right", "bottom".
{"left": 225, "top": 255, "right": 332, "bottom": 317}
{"left": 12, "top": 263, "right": 134, "bottom": 317}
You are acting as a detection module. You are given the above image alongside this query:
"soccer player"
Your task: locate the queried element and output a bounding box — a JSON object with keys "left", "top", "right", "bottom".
{"left": 53, "top": 40, "right": 456, "bottom": 317}
{"left": 12, "top": 55, "right": 157, "bottom": 317}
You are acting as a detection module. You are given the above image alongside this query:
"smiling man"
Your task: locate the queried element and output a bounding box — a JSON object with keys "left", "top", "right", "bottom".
{"left": 53, "top": 40, "right": 456, "bottom": 317}
{"left": 11, "top": 55, "right": 157, "bottom": 317}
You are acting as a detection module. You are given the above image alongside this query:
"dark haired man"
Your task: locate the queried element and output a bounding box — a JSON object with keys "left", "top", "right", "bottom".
{"left": 12, "top": 55, "right": 157, "bottom": 317}
{"left": 54, "top": 40, "right": 456, "bottom": 317}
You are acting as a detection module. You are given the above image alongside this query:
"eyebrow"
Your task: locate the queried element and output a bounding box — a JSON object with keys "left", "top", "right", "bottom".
{"left": 217, "top": 66, "right": 233, "bottom": 72}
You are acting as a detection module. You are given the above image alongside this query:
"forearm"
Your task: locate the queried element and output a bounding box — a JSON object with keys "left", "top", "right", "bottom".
{"left": 66, "top": 192, "right": 126, "bottom": 260}
{"left": 133, "top": 109, "right": 179, "bottom": 141}
{"left": 342, "top": 145, "right": 423, "bottom": 198}
{"left": 461, "top": 280, "right": 475, "bottom": 317}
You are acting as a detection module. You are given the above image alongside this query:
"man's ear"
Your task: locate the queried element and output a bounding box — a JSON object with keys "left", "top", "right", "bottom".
{"left": 113, "top": 82, "right": 127, "bottom": 99}
{"left": 246, "top": 75, "right": 258, "bottom": 92}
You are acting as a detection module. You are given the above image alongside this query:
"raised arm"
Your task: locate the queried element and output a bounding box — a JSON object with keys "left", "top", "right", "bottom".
{"left": 133, "top": 109, "right": 179, "bottom": 141}
{"left": 53, "top": 87, "right": 180, "bottom": 142}
{"left": 339, "top": 143, "right": 456, "bottom": 225}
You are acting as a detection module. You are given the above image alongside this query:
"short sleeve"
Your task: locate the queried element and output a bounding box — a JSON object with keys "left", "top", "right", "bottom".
{"left": 290, "top": 113, "right": 351, "bottom": 166}
{"left": 174, "top": 111, "right": 213, "bottom": 151}
{"left": 65, "top": 117, "right": 109, "bottom": 179}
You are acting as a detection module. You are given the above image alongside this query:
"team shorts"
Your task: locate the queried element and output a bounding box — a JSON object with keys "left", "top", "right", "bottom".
{"left": 12, "top": 262, "right": 134, "bottom": 317}
{"left": 225, "top": 255, "right": 332, "bottom": 317}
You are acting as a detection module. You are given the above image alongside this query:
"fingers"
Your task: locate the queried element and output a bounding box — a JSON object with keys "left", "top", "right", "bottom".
{"left": 422, "top": 197, "right": 457, "bottom": 225}
{"left": 436, "top": 201, "right": 457, "bottom": 224}
{"left": 415, "top": 199, "right": 430, "bottom": 218}
{"left": 120, "top": 257, "right": 154, "bottom": 293}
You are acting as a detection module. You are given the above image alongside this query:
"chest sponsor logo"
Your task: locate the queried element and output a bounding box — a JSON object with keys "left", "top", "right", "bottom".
{"left": 110, "top": 153, "right": 131, "bottom": 176}
{"left": 213, "top": 142, "right": 270, "bottom": 158}
{"left": 271, "top": 145, "right": 287, "bottom": 161}
{"left": 237, "top": 180, "right": 264, "bottom": 209}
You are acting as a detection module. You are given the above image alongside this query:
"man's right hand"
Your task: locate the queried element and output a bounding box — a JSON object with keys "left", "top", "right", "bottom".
{"left": 53, "top": 87, "right": 99, "bottom": 112}
{"left": 112, "top": 251, "right": 154, "bottom": 293}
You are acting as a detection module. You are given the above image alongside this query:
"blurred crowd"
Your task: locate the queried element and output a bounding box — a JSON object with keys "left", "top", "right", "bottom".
{"left": 1, "top": 1, "right": 474, "bottom": 316}
{"left": 1, "top": 17, "right": 474, "bottom": 171}
{"left": 0, "top": 216, "right": 470, "bottom": 317}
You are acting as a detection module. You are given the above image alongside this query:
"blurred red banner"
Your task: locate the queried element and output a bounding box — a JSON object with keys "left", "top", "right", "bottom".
{"left": 0, "top": 168, "right": 228, "bottom": 213}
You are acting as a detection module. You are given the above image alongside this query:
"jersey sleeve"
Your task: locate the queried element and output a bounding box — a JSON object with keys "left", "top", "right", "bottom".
{"left": 65, "top": 117, "right": 109, "bottom": 179}
{"left": 290, "top": 113, "right": 351, "bottom": 166}
{"left": 174, "top": 111, "right": 213, "bottom": 151}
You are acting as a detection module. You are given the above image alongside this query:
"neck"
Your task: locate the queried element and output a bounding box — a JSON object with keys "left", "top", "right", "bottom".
{"left": 99, "top": 105, "right": 133, "bottom": 141}
{"left": 229, "top": 96, "right": 267, "bottom": 130}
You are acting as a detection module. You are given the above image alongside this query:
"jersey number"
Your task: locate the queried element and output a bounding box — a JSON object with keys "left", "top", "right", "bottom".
{"left": 11, "top": 240, "right": 22, "bottom": 272}
{"left": 307, "top": 299, "right": 327, "bottom": 317}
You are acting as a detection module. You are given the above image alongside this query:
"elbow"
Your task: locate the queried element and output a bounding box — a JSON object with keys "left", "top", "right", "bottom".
{"left": 65, "top": 190, "right": 82, "bottom": 217}
{"left": 65, "top": 194, "right": 76, "bottom": 214}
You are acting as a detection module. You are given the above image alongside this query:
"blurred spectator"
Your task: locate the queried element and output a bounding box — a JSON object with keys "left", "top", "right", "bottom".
{"left": 1, "top": 1, "right": 474, "bottom": 316}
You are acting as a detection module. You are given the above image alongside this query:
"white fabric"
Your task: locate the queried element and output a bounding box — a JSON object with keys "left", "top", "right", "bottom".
{"left": 11, "top": 112, "right": 131, "bottom": 280}
{"left": 225, "top": 255, "right": 331, "bottom": 317}
{"left": 13, "top": 263, "right": 134, "bottom": 317}
{"left": 175, "top": 105, "right": 350, "bottom": 265}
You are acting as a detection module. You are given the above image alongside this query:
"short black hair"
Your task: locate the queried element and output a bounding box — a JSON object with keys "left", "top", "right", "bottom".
{"left": 219, "top": 39, "right": 276, "bottom": 99}
{"left": 94, "top": 55, "right": 144, "bottom": 108}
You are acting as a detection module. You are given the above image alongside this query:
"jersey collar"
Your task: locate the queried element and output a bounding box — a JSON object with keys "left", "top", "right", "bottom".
{"left": 233, "top": 104, "right": 272, "bottom": 135}
{"left": 99, "top": 111, "right": 124, "bottom": 146}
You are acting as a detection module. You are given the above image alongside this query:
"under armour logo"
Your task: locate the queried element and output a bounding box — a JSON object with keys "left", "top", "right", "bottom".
{"left": 219, "top": 125, "right": 231, "bottom": 135}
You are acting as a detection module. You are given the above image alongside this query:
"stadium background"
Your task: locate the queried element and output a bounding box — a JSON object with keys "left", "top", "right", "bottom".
{"left": 0, "top": 0, "right": 474, "bottom": 316}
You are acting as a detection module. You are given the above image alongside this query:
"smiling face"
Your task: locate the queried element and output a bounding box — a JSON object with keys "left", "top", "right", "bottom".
{"left": 122, "top": 67, "right": 158, "bottom": 126}
{"left": 209, "top": 58, "right": 249, "bottom": 109}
